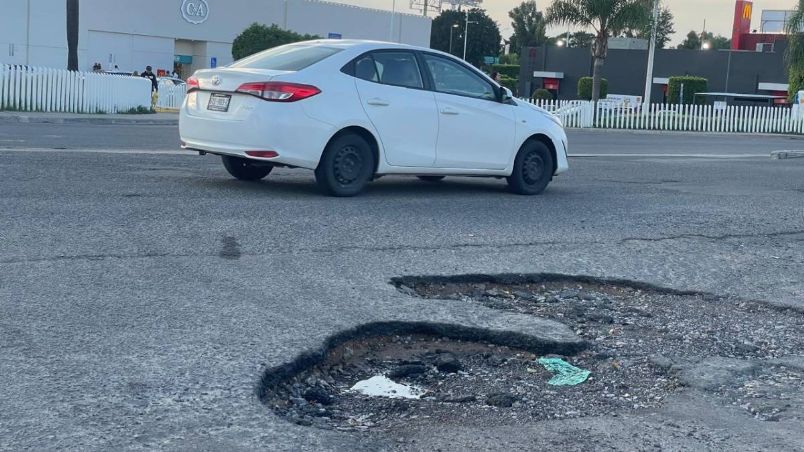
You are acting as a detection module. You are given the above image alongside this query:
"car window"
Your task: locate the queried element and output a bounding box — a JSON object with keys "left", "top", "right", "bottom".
{"left": 354, "top": 55, "right": 379, "bottom": 82}
{"left": 370, "top": 52, "right": 423, "bottom": 89}
{"left": 422, "top": 54, "right": 496, "bottom": 101}
{"left": 230, "top": 44, "right": 342, "bottom": 71}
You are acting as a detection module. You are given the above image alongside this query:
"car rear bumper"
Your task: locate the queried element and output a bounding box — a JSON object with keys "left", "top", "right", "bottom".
{"left": 179, "top": 92, "right": 334, "bottom": 169}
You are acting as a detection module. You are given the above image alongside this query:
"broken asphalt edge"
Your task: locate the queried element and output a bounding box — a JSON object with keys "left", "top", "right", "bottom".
{"left": 390, "top": 272, "right": 804, "bottom": 314}
{"left": 255, "top": 320, "right": 587, "bottom": 404}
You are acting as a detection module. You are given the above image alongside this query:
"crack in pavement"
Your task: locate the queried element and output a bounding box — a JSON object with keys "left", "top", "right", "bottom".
{"left": 620, "top": 230, "right": 804, "bottom": 244}
{"left": 3, "top": 231, "right": 804, "bottom": 265}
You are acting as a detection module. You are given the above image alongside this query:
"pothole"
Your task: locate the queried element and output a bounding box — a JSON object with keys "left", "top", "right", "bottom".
{"left": 258, "top": 275, "right": 804, "bottom": 434}
{"left": 393, "top": 274, "right": 804, "bottom": 422}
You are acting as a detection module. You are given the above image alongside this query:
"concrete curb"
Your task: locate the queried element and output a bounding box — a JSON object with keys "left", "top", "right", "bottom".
{"left": 0, "top": 115, "right": 178, "bottom": 126}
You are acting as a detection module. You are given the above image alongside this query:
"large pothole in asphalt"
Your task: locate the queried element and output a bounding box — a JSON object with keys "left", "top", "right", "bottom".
{"left": 258, "top": 275, "right": 804, "bottom": 433}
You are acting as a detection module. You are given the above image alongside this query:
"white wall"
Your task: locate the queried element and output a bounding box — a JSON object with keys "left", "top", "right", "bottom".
{"left": 0, "top": 0, "right": 432, "bottom": 71}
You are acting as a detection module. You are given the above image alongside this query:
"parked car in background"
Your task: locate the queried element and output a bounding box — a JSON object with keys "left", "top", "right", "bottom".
{"left": 180, "top": 40, "right": 568, "bottom": 197}
{"left": 158, "top": 76, "right": 186, "bottom": 86}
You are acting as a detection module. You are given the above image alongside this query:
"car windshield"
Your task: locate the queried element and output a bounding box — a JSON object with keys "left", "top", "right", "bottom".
{"left": 230, "top": 44, "right": 342, "bottom": 71}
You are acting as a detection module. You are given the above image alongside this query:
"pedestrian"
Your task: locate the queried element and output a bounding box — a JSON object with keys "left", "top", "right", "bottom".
{"left": 114, "top": 65, "right": 119, "bottom": 71}
{"left": 141, "top": 66, "right": 158, "bottom": 92}
{"left": 132, "top": 70, "right": 139, "bottom": 77}
{"left": 490, "top": 71, "right": 501, "bottom": 83}
{"left": 171, "top": 69, "right": 179, "bottom": 78}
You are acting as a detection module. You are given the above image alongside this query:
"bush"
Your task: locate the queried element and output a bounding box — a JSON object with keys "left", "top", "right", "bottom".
{"left": 577, "top": 77, "right": 608, "bottom": 100}
{"left": 498, "top": 76, "right": 518, "bottom": 96}
{"left": 491, "top": 64, "right": 520, "bottom": 79}
{"left": 532, "top": 88, "right": 553, "bottom": 101}
{"left": 499, "top": 53, "right": 519, "bottom": 65}
{"left": 667, "top": 76, "right": 708, "bottom": 104}
{"left": 232, "top": 23, "right": 319, "bottom": 60}
{"left": 788, "top": 66, "right": 804, "bottom": 102}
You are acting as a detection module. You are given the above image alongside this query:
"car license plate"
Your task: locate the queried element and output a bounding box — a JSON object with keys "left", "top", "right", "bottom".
{"left": 207, "top": 93, "right": 231, "bottom": 112}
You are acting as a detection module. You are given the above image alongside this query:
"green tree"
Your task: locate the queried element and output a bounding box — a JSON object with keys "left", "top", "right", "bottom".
{"left": 677, "top": 30, "right": 700, "bottom": 49}
{"left": 66, "top": 0, "right": 79, "bottom": 71}
{"left": 624, "top": 6, "right": 675, "bottom": 49}
{"left": 549, "top": 31, "right": 595, "bottom": 48}
{"left": 546, "top": 0, "right": 652, "bottom": 103}
{"left": 786, "top": 0, "right": 804, "bottom": 99}
{"left": 232, "top": 23, "right": 319, "bottom": 60}
{"left": 508, "top": 1, "right": 548, "bottom": 52}
{"left": 431, "top": 9, "right": 501, "bottom": 67}
{"left": 677, "top": 31, "right": 730, "bottom": 50}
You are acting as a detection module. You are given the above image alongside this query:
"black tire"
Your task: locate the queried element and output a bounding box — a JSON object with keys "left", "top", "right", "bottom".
{"left": 315, "top": 133, "right": 375, "bottom": 197}
{"left": 221, "top": 155, "right": 272, "bottom": 181}
{"left": 506, "top": 140, "right": 554, "bottom": 195}
{"left": 417, "top": 176, "right": 446, "bottom": 182}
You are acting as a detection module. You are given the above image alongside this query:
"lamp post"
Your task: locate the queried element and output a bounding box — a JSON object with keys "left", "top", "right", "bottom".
{"left": 643, "top": 0, "right": 660, "bottom": 105}
{"left": 449, "top": 24, "right": 460, "bottom": 55}
{"left": 463, "top": 10, "right": 478, "bottom": 61}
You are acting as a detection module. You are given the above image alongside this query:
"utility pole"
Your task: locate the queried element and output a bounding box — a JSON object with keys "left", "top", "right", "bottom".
{"left": 463, "top": 10, "right": 476, "bottom": 61}
{"left": 423, "top": 0, "right": 428, "bottom": 16}
{"left": 389, "top": 0, "right": 396, "bottom": 42}
{"left": 643, "top": 0, "right": 660, "bottom": 105}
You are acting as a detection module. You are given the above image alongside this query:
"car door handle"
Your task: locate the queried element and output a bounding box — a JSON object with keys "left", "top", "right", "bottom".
{"left": 440, "top": 107, "right": 459, "bottom": 115}
{"left": 367, "top": 98, "right": 390, "bottom": 106}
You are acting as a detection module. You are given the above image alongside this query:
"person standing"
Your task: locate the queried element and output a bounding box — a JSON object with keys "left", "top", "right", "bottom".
{"left": 141, "top": 66, "right": 158, "bottom": 92}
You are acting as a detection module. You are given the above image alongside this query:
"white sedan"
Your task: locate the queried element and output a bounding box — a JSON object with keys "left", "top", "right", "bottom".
{"left": 180, "top": 40, "right": 568, "bottom": 196}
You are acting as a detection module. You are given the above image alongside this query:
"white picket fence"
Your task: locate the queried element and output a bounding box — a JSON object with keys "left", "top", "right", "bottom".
{"left": 156, "top": 80, "right": 187, "bottom": 110}
{"left": 529, "top": 99, "right": 804, "bottom": 134}
{"left": 0, "top": 64, "right": 152, "bottom": 114}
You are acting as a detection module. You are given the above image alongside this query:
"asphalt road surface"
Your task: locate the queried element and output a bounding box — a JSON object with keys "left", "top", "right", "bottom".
{"left": 1, "top": 123, "right": 803, "bottom": 450}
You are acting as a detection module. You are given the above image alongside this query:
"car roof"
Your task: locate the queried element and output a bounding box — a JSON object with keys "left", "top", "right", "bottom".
{"left": 294, "top": 39, "right": 453, "bottom": 58}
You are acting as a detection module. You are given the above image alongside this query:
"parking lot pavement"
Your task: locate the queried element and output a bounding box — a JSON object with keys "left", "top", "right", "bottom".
{"left": 1, "top": 133, "right": 803, "bottom": 450}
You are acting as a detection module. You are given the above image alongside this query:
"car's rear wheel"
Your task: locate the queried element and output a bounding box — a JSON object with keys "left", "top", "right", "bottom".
{"left": 417, "top": 176, "right": 445, "bottom": 182}
{"left": 507, "top": 140, "right": 554, "bottom": 195}
{"left": 221, "top": 155, "right": 273, "bottom": 181}
{"left": 315, "top": 133, "right": 375, "bottom": 197}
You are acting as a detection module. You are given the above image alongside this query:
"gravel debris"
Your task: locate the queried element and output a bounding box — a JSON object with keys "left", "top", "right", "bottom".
{"left": 261, "top": 279, "right": 804, "bottom": 433}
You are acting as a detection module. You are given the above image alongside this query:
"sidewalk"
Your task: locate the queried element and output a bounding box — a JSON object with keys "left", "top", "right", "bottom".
{"left": 0, "top": 110, "right": 178, "bottom": 125}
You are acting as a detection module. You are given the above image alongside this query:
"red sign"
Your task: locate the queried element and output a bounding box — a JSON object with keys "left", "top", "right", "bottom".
{"left": 732, "top": 0, "right": 753, "bottom": 50}
{"left": 544, "top": 78, "right": 560, "bottom": 90}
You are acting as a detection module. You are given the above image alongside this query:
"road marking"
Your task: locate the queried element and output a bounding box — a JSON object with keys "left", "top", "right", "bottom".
{"left": 569, "top": 153, "right": 768, "bottom": 159}
{"left": 0, "top": 147, "right": 187, "bottom": 155}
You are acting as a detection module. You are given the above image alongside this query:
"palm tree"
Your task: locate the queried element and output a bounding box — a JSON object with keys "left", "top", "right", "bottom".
{"left": 545, "top": 0, "right": 652, "bottom": 103}
{"left": 67, "top": 0, "right": 79, "bottom": 71}
{"left": 785, "top": 0, "right": 804, "bottom": 100}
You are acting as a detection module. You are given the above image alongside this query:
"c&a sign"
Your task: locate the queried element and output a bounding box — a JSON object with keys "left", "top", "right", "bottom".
{"left": 182, "top": 0, "right": 209, "bottom": 24}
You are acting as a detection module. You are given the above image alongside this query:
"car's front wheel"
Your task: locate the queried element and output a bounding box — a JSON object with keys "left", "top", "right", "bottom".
{"left": 221, "top": 156, "right": 273, "bottom": 181}
{"left": 315, "top": 133, "right": 375, "bottom": 197}
{"left": 507, "top": 140, "right": 554, "bottom": 195}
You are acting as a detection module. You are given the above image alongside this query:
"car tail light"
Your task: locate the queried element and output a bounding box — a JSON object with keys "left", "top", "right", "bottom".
{"left": 187, "top": 76, "right": 199, "bottom": 91}
{"left": 236, "top": 82, "right": 320, "bottom": 102}
{"left": 246, "top": 151, "right": 279, "bottom": 158}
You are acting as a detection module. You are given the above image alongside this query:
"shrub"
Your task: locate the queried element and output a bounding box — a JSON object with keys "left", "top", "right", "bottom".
{"left": 499, "top": 76, "right": 518, "bottom": 96}
{"left": 232, "top": 23, "right": 319, "bottom": 60}
{"left": 499, "top": 53, "right": 519, "bottom": 65}
{"left": 532, "top": 88, "right": 553, "bottom": 101}
{"left": 491, "top": 64, "right": 520, "bottom": 79}
{"left": 667, "top": 76, "right": 708, "bottom": 104}
{"left": 788, "top": 66, "right": 804, "bottom": 102}
{"left": 577, "top": 76, "right": 608, "bottom": 100}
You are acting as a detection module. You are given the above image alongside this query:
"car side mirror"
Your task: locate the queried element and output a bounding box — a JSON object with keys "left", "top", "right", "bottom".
{"left": 500, "top": 87, "right": 513, "bottom": 103}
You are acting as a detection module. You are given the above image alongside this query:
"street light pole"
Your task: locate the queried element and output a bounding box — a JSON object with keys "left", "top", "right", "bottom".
{"left": 462, "top": 10, "right": 477, "bottom": 61}
{"left": 389, "top": 0, "right": 396, "bottom": 42}
{"left": 643, "top": 0, "right": 660, "bottom": 105}
{"left": 450, "top": 24, "right": 459, "bottom": 55}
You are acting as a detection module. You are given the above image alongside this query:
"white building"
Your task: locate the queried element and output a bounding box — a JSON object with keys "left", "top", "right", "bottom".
{"left": 1, "top": 0, "right": 431, "bottom": 77}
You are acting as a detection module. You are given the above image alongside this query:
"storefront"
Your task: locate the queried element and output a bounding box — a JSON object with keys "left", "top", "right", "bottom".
{"left": 1, "top": 0, "right": 431, "bottom": 77}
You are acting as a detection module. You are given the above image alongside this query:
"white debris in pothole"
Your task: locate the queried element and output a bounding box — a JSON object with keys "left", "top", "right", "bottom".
{"left": 350, "top": 375, "right": 425, "bottom": 399}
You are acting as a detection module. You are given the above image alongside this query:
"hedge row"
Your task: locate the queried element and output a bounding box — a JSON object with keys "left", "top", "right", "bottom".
{"left": 667, "top": 76, "right": 708, "bottom": 104}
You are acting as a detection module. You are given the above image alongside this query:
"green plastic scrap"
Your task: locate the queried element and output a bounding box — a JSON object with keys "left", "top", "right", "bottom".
{"left": 538, "top": 357, "right": 591, "bottom": 386}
